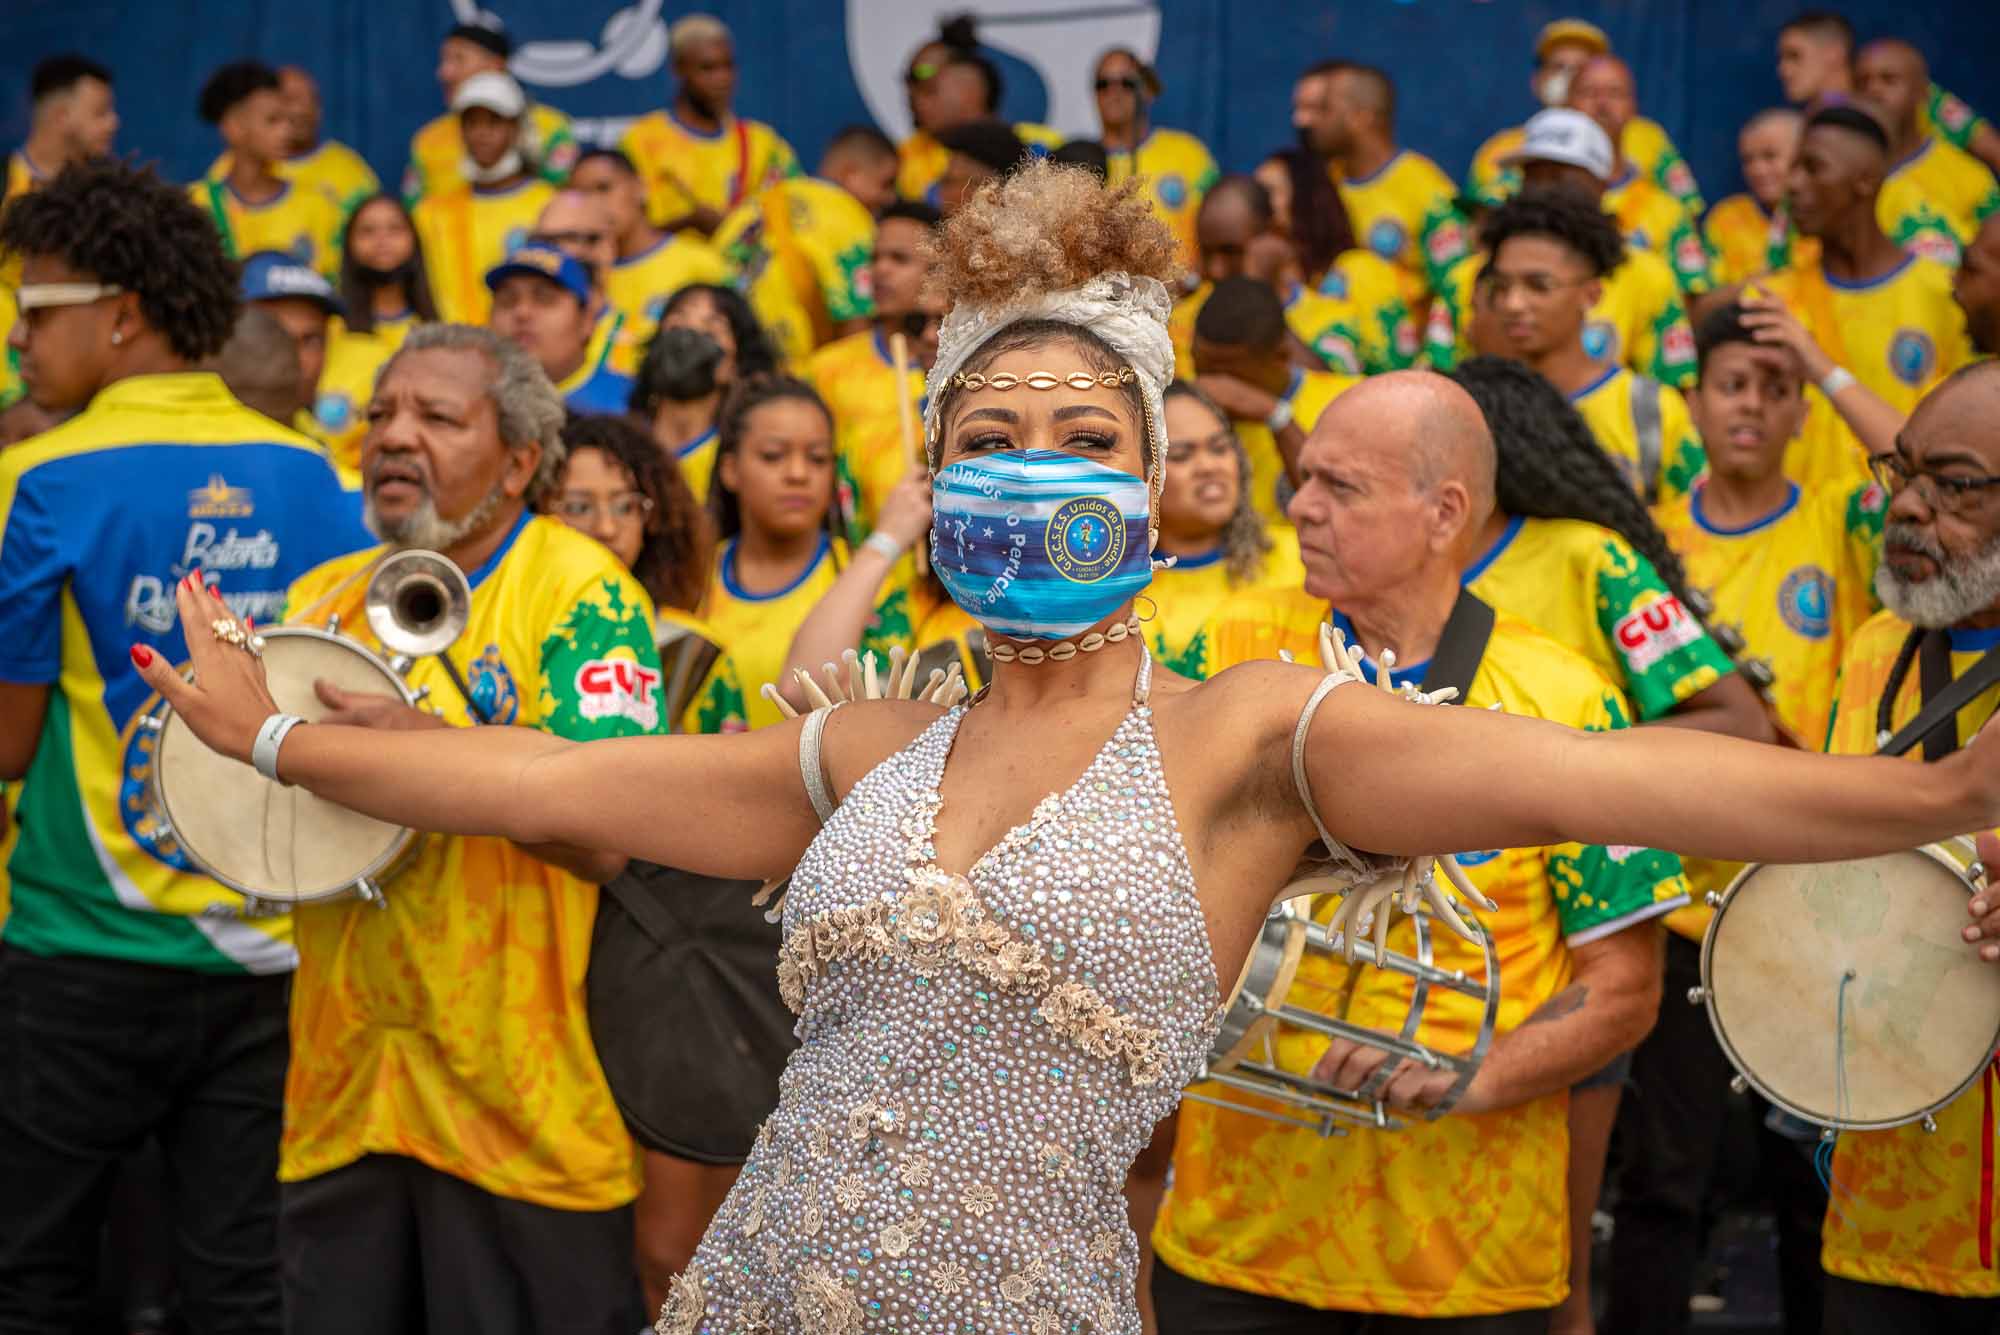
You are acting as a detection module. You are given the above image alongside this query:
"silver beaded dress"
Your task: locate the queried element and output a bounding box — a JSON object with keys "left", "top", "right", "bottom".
{"left": 657, "top": 652, "right": 1221, "bottom": 1335}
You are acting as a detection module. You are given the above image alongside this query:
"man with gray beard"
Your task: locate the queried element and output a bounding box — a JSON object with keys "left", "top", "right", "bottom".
{"left": 268, "top": 323, "right": 668, "bottom": 1331}
{"left": 1816, "top": 358, "right": 2000, "bottom": 1333}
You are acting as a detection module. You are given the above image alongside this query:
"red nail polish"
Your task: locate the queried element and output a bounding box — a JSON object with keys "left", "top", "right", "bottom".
{"left": 207, "top": 585, "right": 220, "bottom": 598}
{"left": 130, "top": 645, "right": 154, "bottom": 668}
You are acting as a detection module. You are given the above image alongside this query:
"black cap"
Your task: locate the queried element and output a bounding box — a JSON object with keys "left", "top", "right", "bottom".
{"left": 447, "top": 21, "right": 512, "bottom": 61}
{"left": 936, "top": 119, "right": 1028, "bottom": 177}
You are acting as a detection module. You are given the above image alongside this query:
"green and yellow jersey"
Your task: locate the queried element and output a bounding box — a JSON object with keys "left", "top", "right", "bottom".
{"left": 403, "top": 103, "right": 578, "bottom": 205}
{"left": 806, "top": 328, "right": 926, "bottom": 546}
{"left": 189, "top": 178, "right": 345, "bottom": 277}
{"left": 1334, "top": 148, "right": 1457, "bottom": 303}
{"left": 411, "top": 178, "right": 556, "bottom": 326}
{"left": 713, "top": 177, "right": 875, "bottom": 363}
{"left": 1877, "top": 135, "right": 2000, "bottom": 266}
{"left": 209, "top": 139, "right": 380, "bottom": 223}
{"left": 1569, "top": 364, "right": 1707, "bottom": 503}
{"left": 1147, "top": 527, "right": 1304, "bottom": 677}
{"left": 606, "top": 232, "right": 731, "bottom": 356}
{"left": 1105, "top": 127, "right": 1219, "bottom": 267}
{"left": 700, "top": 533, "right": 847, "bottom": 731}
{"left": 618, "top": 110, "right": 799, "bottom": 230}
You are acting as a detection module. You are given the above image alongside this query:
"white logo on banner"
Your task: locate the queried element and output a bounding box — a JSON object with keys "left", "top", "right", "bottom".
{"left": 450, "top": 1, "right": 670, "bottom": 87}
{"left": 848, "top": 0, "right": 1161, "bottom": 141}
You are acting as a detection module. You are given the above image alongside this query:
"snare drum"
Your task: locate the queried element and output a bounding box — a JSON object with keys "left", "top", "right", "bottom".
{"left": 149, "top": 627, "right": 418, "bottom": 907}
{"left": 1698, "top": 844, "right": 2000, "bottom": 1132}
{"left": 1184, "top": 897, "right": 1499, "bottom": 1136}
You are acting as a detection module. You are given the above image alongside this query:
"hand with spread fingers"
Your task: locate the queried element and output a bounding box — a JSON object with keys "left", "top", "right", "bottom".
{"left": 1308, "top": 1037, "right": 1481, "bottom": 1114}
{"left": 128, "top": 570, "right": 280, "bottom": 765}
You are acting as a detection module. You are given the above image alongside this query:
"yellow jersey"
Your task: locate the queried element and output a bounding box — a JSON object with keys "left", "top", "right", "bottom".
{"left": 5, "top": 149, "right": 47, "bottom": 202}
{"left": 1422, "top": 249, "right": 1697, "bottom": 389}
{"left": 1466, "top": 115, "right": 1702, "bottom": 213}
{"left": 1652, "top": 479, "right": 1887, "bottom": 933}
{"left": 1157, "top": 589, "right": 1688, "bottom": 1316}
{"left": 806, "top": 328, "right": 926, "bottom": 546}
{"left": 209, "top": 140, "right": 380, "bottom": 221}
{"left": 280, "top": 514, "right": 663, "bottom": 1208}
{"left": 411, "top": 179, "right": 556, "bottom": 326}
{"left": 402, "top": 103, "right": 578, "bottom": 205}
{"left": 188, "top": 178, "right": 344, "bottom": 278}
{"left": 1929, "top": 83, "right": 1994, "bottom": 156}
{"left": 1819, "top": 610, "right": 2000, "bottom": 1298}
{"left": 312, "top": 311, "right": 416, "bottom": 473}
{"left": 1602, "top": 167, "right": 1714, "bottom": 297}
{"left": 0, "top": 152, "right": 43, "bottom": 408}
{"left": 896, "top": 124, "right": 1065, "bottom": 205}
{"left": 1569, "top": 365, "right": 1707, "bottom": 503}
{"left": 1104, "top": 127, "right": 1219, "bottom": 265}
{"left": 1878, "top": 135, "right": 2000, "bottom": 265}
{"left": 1147, "top": 527, "right": 1305, "bottom": 677}
{"left": 1704, "top": 194, "right": 1813, "bottom": 287}
{"left": 1466, "top": 515, "right": 1734, "bottom": 721}
{"left": 1234, "top": 367, "right": 1358, "bottom": 526}
{"left": 669, "top": 427, "right": 720, "bottom": 505}
{"left": 618, "top": 110, "right": 799, "bottom": 230}
{"left": 606, "top": 232, "right": 730, "bottom": 355}
{"left": 1335, "top": 149, "right": 1457, "bottom": 302}
{"left": 1304, "top": 252, "right": 1422, "bottom": 374}
{"left": 1756, "top": 255, "right": 1975, "bottom": 491}
{"left": 700, "top": 533, "right": 846, "bottom": 730}
{"left": 712, "top": 178, "right": 876, "bottom": 362}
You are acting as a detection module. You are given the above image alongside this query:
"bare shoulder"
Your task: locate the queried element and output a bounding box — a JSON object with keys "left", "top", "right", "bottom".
{"left": 819, "top": 698, "right": 951, "bottom": 797}
{"left": 1152, "top": 659, "right": 1335, "bottom": 779}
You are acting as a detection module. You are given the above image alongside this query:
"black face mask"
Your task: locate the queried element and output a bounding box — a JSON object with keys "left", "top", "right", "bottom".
{"left": 646, "top": 327, "right": 725, "bottom": 403}
{"left": 353, "top": 259, "right": 415, "bottom": 289}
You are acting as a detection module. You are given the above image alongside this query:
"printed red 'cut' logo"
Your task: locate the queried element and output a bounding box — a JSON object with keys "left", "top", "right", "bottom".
{"left": 1614, "top": 595, "right": 1702, "bottom": 673}
{"left": 576, "top": 657, "right": 662, "bottom": 729}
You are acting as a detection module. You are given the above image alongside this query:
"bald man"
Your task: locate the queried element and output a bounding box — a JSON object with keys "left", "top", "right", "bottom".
{"left": 1137, "top": 373, "right": 1686, "bottom": 1333}
{"left": 203, "top": 64, "right": 379, "bottom": 217}
{"left": 1705, "top": 109, "right": 1810, "bottom": 284}
{"left": 1569, "top": 55, "right": 1717, "bottom": 298}
{"left": 1856, "top": 39, "right": 2000, "bottom": 264}
{"left": 1955, "top": 214, "right": 2000, "bottom": 356}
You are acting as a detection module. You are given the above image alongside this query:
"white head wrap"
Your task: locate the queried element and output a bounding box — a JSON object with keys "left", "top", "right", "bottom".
{"left": 922, "top": 271, "right": 1177, "bottom": 552}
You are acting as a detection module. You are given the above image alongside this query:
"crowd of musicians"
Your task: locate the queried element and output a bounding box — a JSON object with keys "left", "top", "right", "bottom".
{"left": 1, "top": 8, "right": 1998, "bottom": 1335}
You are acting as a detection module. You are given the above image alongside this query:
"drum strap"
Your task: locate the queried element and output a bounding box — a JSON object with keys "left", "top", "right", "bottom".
{"left": 1420, "top": 589, "right": 1497, "bottom": 699}
{"left": 1876, "top": 628, "right": 2000, "bottom": 760}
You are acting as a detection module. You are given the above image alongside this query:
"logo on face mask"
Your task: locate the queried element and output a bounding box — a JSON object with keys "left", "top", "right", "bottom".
{"left": 1046, "top": 496, "right": 1127, "bottom": 583}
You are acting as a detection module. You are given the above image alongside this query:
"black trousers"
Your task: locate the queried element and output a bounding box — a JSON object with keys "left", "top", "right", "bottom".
{"left": 1154, "top": 1259, "right": 1551, "bottom": 1334}
{"left": 1606, "top": 934, "right": 1825, "bottom": 1335}
{"left": 0, "top": 944, "right": 288, "bottom": 1335}
{"left": 1823, "top": 1275, "right": 2000, "bottom": 1334}
{"left": 279, "top": 1154, "right": 643, "bottom": 1335}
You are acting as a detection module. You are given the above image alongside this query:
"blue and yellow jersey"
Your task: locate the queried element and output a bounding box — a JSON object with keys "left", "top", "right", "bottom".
{"left": 1334, "top": 149, "right": 1457, "bottom": 303}
{"left": 806, "top": 328, "right": 926, "bottom": 546}
{"left": 1233, "top": 368, "right": 1358, "bottom": 526}
{"left": 313, "top": 311, "right": 417, "bottom": 474}
{"left": 403, "top": 103, "right": 578, "bottom": 205}
{"left": 1602, "top": 167, "right": 1715, "bottom": 297}
{"left": 1466, "top": 514, "right": 1732, "bottom": 721}
{"left": 1569, "top": 365, "right": 1707, "bottom": 502}
{"left": 700, "top": 532, "right": 846, "bottom": 731}
{"left": 411, "top": 179, "right": 556, "bottom": 326}
{"left": 555, "top": 359, "right": 633, "bottom": 416}
{"left": 1147, "top": 527, "right": 1304, "bottom": 678}
{"left": 618, "top": 110, "right": 799, "bottom": 230}
{"left": 1423, "top": 248, "right": 1697, "bottom": 389}
{"left": 1652, "top": 478, "right": 1886, "bottom": 934}
{"left": 606, "top": 232, "right": 730, "bottom": 355}
{"left": 1305, "top": 252, "right": 1422, "bottom": 374}
{"left": 1105, "top": 127, "right": 1219, "bottom": 266}
{"left": 896, "top": 124, "right": 1065, "bottom": 205}
{"left": 1704, "top": 193, "right": 1812, "bottom": 287}
{"left": 0, "top": 372, "right": 368, "bottom": 974}
{"left": 670, "top": 427, "right": 720, "bottom": 506}
{"left": 1756, "top": 254, "right": 1976, "bottom": 491}
{"left": 1159, "top": 590, "right": 1687, "bottom": 1317}
{"left": 1878, "top": 135, "right": 2000, "bottom": 265}
{"left": 280, "top": 513, "right": 662, "bottom": 1210}
{"left": 209, "top": 140, "right": 380, "bottom": 223}
{"left": 1466, "top": 115, "right": 1701, "bottom": 214}
{"left": 1819, "top": 610, "right": 2000, "bottom": 1299}
{"left": 189, "top": 178, "right": 344, "bottom": 278}
{"left": 713, "top": 177, "right": 876, "bottom": 363}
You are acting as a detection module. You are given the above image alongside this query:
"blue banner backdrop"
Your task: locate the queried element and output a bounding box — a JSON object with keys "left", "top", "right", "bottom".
{"left": 0, "top": 2, "right": 1995, "bottom": 208}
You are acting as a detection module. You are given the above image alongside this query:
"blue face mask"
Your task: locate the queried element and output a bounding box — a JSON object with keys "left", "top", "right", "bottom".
{"left": 930, "top": 449, "right": 1153, "bottom": 641}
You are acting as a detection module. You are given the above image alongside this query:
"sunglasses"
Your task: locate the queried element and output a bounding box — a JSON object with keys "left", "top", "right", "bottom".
{"left": 906, "top": 62, "right": 940, "bottom": 86}
{"left": 1095, "top": 76, "right": 1143, "bottom": 93}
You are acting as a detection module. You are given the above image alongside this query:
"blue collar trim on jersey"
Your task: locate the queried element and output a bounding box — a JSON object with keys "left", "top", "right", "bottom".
{"left": 1825, "top": 252, "right": 1916, "bottom": 292}
{"left": 721, "top": 531, "right": 832, "bottom": 602}
{"left": 1461, "top": 513, "right": 1525, "bottom": 585}
{"left": 1948, "top": 623, "right": 2000, "bottom": 653}
{"left": 1343, "top": 148, "right": 1406, "bottom": 189}
{"left": 227, "top": 178, "right": 292, "bottom": 211}
{"left": 464, "top": 508, "right": 533, "bottom": 592}
{"left": 669, "top": 108, "right": 729, "bottom": 142}
{"left": 617, "top": 233, "right": 673, "bottom": 268}
{"left": 1164, "top": 542, "right": 1225, "bottom": 571}
{"left": 1283, "top": 365, "right": 1305, "bottom": 404}
{"left": 675, "top": 427, "right": 717, "bottom": 460}
{"left": 1568, "top": 364, "right": 1620, "bottom": 403}
{"left": 1888, "top": 137, "right": 1933, "bottom": 177}
{"left": 1691, "top": 480, "right": 1800, "bottom": 536}
{"left": 1329, "top": 609, "right": 1429, "bottom": 688}
{"left": 1606, "top": 164, "right": 1638, "bottom": 192}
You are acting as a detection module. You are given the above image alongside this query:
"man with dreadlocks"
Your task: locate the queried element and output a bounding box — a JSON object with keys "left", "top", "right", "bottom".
{"left": 0, "top": 159, "right": 363, "bottom": 1329}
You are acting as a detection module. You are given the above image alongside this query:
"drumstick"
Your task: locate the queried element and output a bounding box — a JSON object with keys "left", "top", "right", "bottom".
{"left": 889, "top": 331, "right": 929, "bottom": 578}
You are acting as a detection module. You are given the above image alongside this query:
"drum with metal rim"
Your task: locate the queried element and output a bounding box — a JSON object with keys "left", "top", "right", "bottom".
{"left": 1696, "top": 842, "right": 2000, "bottom": 1132}
{"left": 1184, "top": 896, "right": 1500, "bottom": 1136}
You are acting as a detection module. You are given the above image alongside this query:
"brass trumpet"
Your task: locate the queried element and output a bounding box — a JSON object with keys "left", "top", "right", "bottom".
{"left": 364, "top": 549, "right": 471, "bottom": 663}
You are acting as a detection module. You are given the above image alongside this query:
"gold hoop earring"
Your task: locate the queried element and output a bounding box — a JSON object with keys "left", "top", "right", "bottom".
{"left": 1133, "top": 594, "right": 1159, "bottom": 624}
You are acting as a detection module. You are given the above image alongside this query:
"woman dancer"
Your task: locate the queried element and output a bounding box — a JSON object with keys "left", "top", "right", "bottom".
{"left": 136, "top": 164, "right": 2000, "bottom": 1334}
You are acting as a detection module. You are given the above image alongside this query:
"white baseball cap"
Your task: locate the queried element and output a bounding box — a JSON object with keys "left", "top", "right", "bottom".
{"left": 452, "top": 70, "right": 526, "bottom": 119}
{"left": 1504, "top": 108, "right": 1615, "bottom": 182}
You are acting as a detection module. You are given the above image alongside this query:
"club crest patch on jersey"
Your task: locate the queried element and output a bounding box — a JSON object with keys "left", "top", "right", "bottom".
{"left": 1318, "top": 269, "right": 1349, "bottom": 300}
{"left": 468, "top": 644, "right": 521, "bottom": 724}
{"left": 315, "top": 391, "right": 353, "bottom": 432}
{"left": 1581, "top": 320, "right": 1617, "bottom": 361}
{"left": 1367, "top": 218, "right": 1407, "bottom": 261}
{"left": 1045, "top": 496, "right": 1126, "bottom": 583}
{"left": 1888, "top": 329, "right": 1938, "bottom": 386}
{"left": 1778, "top": 566, "right": 1834, "bottom": 640}
{"left": 1156, "top": 173, "right": 1187, "bottom": 209}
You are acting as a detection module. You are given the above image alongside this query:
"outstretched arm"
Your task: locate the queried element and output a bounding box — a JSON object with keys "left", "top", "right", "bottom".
{"left": 781, "top": 467, "right": 931, "bottom": 709}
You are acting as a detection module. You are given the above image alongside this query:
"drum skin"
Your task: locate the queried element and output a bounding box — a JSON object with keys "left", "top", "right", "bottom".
{"left": 154, "top": 629, "right": 412, "bottom": 901}
{"left": 1704, "top": 848, "right": 2000, "bottom": 1130}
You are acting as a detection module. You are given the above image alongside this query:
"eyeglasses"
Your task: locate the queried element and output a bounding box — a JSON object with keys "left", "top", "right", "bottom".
{"left": 15, "top": 282, "right": 123, "bottom": 312}
{"left": 553, "top": 492, "right": 652, "bottom": 524}
{"left": 1095, "top": 76, "right": 1142, "bottom": 93}
{"left": 1869, "top": 451, "right": 2000, "bottom": 516}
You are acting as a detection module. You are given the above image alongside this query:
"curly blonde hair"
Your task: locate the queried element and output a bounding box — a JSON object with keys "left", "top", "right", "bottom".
{"left": 925, "top": 159, "right": 1182, "bottom": 306}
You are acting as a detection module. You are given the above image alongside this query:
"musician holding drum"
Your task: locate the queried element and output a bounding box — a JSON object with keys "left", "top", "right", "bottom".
{"left": 1146, "top": 372, "right": 1689, "bottom": 1332}
{"left": 0, "top": 161, "right": 364, "bottom": 1330}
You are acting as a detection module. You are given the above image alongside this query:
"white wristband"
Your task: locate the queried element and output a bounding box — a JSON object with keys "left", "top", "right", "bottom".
{"left": 251, "top": 714, "right": 305, "bottom": 784}
{"left": 1265, "top": 397, "right": 1296, "bottom": 434}
{"left": 1819, "top": 367, "right": 1857, "bottom": 396}
{"left": 861, "top": 531, "right": 906, "bottom": 562}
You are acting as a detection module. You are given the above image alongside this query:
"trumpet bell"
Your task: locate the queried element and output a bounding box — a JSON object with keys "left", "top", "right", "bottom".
{"left": 364, "top": 549, "right": 471, "bottom": 659}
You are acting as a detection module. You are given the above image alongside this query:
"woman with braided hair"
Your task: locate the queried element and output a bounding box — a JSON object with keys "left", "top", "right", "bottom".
{"left": 134, "top": 162, "right": 2000, "bottom": 1334}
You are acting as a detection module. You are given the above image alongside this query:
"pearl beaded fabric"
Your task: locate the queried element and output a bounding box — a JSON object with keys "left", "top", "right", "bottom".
{"left": 658, "top": 651, "right": 1221, "bottom": 1335}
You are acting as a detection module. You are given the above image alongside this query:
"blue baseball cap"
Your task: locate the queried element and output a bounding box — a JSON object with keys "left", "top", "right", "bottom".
{"left": 484, "top": 242, "right": 591, "bottom": 305}
{"left": 240, "top": 250, "right": 343, "bottom": 316}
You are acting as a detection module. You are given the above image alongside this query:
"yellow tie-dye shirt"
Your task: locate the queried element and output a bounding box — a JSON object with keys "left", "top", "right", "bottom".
{"left": 618, "top": 110, "right": 799, "bottom": 229}
{"left": 279, "top": 514, "right": 668, "bottom": 1208}
{"left": 713, "top": 178, "right": 876, "bottom": 362}
{"left": 1146, "top": 528, "right": 1305, "bottom": 677}
{"left": 1704, "top": 194, "right": 1809, "bottom": 287}
{"left": 1819, "top": 610, "right": 2000, "bottom": 1298}
{"left": 806, "top": 328, "right": 927, "bottom": 546}
{"left": 1156, "top": 588, "right": 1688, "bottom": 1316}
{"left": 411, "top": 179, "right": 557, "bottom": 326}
{"left": 1105, "top": 127, "right": 1219, "bottom": 266}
